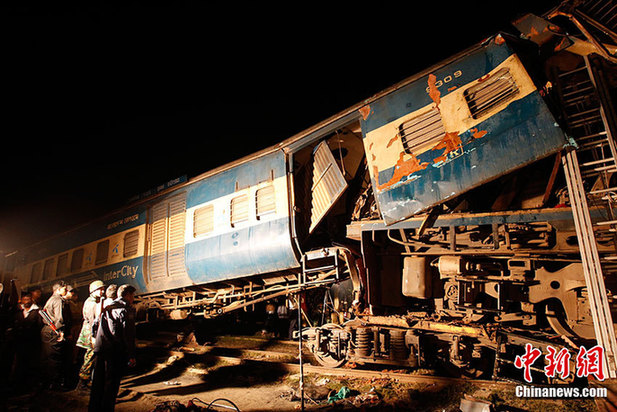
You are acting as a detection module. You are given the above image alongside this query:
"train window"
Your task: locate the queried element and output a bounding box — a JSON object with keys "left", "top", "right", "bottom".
{"left": 123, "top": 230, "right": 139, "bottom": 257}
{"left": 42, "top": 258, "right": 55, "bottom": 280}
{"left": 398, "top": 107, "right": 445, "bottom": 156}
{"left": 95, "top": 240, "right": 109, "bottom": 265}
{"left": 230, "top": 194, "right": 249, "bottom": 227}
{"left": 71, "top": 248, "right": 84, "bottom": 272}
{"left": 57, "top": 253, "right": 68, "bottom": 277}
{"left": 194, "top": 204, "right": 214, "bottom": 236}
{"left": 256, "top": 185, "right": 276, "bottom": 219}
{"left": 464, "top": 68, "right": 519, "bottom": 119}
{"left": 30, "top": 262, "right": 42, "bottom": 284}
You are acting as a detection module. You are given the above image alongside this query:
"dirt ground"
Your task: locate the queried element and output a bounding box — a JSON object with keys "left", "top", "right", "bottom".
{"left": 3, "top": 365, "right": 604, "bottom": 412}
{"left": 1, "top": 328, "right": 609, "bottom": 411}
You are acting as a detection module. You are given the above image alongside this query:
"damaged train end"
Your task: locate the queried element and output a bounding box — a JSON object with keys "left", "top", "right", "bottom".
{"left": 300, "top": 4, "right": 617, "bottom": 382}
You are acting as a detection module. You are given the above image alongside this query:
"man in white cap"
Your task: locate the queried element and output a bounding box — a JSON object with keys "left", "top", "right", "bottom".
{"left": 75, "top": 280, "right": 105, "bottom": 392}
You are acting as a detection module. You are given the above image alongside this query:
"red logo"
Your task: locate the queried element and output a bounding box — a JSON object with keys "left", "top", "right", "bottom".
{"left": 514, "top": 343, "right": 542, "bottom": 383}
{"left": 513, "top": 344, "right": 606, "bottom": 383}
{"left": 576, "top": 345, "right": 606, "bottom": 381}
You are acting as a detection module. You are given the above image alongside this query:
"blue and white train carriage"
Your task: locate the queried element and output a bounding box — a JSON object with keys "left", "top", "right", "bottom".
{"left": 4, "top": 13, "right": 617, "bottom": 377}
{"left": 1, "top": 32, "right": 574, "bottom": 314}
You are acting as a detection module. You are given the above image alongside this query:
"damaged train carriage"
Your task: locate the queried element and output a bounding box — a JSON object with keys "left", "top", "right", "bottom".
{"left": 3, "top": 4, "right": 617, "bottom": 382}
{"left": 302, "top": 20, "right": 617, "bottom": 380}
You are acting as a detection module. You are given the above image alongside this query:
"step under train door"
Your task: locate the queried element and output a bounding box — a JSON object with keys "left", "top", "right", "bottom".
{"left": 309, "top": 141, "right": 348, "bottom": 233}
{"left": 145, "top": 193, "right": 192, "bottom": 290}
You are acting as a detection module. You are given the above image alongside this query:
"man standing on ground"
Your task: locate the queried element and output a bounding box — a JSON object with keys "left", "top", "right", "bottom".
{"left": 75, "top": 280, "right": 105, "bottom": 392}
{"left": 13, "top": 292, "right": 42, "bottom": 389}
{"left": 41, "top": 281, "right": 70, "bottom": 390}
{"left": 88, "top": 284, "right": 136, "bottom": 412}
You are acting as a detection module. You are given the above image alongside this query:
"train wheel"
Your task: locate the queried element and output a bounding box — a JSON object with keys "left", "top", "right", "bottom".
{"left": 311, "top": 323, "right": 348, "bottom": 368}
{"left": 545, "top": 299, "right": 595, "bottom": 340}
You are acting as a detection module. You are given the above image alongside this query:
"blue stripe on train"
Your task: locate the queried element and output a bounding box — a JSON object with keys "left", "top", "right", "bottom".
{"left": 186, "top": 216, "right": 298, "bottom": 283}
{"left": 186, "top": 150, "right": 287, "bottom": 208}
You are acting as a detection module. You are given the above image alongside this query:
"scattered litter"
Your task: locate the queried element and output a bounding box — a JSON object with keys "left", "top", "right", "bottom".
{"left": 151, "top": 400, "right": 185, "bottom": 412}
{"left": 150, "top": 397, "right": 239, "bottom": 412}
{"left": 282, "top": 383, "right": 330, "bottom": 402}
{"left": 460, "top": 397, "right": 493, "bottom": 412}
{"left": 316, "top": 377, "right": 330, "bottom": 385}
{"left": 328, "top": 386, "right": 351, "bottom": 403}
{"left": 353, "top": 387, "right": 381, "bottom": 407}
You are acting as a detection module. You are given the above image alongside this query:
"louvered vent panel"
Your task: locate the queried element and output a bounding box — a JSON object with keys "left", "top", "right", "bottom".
{"left": 464, "top": 68, "right": 519, "bottom": 119}
{"left": 123, "top": 230, "right": 140, "bottom": 258}
{"left": 399, "top": 107, "right": 445, "bottom": 155}
{"left": 149, "top": 203, "right": 168, "bottom": 280}
{"left": 194, "top": 204, "right": 214, "bottom": 236}
{"left": 256, "top": 185, "right": 276, "bottom": 219}
{"left": 309, "top": 141, "right": 347, "bottom": 233}
{"left": 231, "top": 194, "right": 249, "bottom": 227}
{"left": 168, "top": 196, "right": 187, "bottom": 277}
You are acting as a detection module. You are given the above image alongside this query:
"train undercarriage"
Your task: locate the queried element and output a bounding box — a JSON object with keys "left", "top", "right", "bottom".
{"left": 297, "top": 206, "right": 617, "bottom": 381}
{"left": 133, "top": 204, "right": 617, "bottom": 382}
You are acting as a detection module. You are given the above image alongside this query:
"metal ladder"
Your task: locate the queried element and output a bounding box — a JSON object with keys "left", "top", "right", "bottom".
{"left": 576, "top": 0, "right": 617, "bottom": 35}
{"left": 556, "top": 55, "right": 617, "bottom": 377}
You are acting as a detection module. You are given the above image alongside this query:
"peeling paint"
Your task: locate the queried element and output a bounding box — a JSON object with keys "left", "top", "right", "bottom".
{"left": 470, "top": 128, "right": 488, "bottom": 139}
{"left": 373, "top": 165, "right": 381, "bottom": 187}
{"left": 359, "top": 105, "right": 371, "bottom": 121}
{"left": 477, "top": 73, "right": 492, "bottom": 83}
{"left": 427, "top": 74, "right": 441, "bottom": 108}
{"left": 386, "top": 135, "right": 399, "bottom": 148}
{"left": 432, "top": 131, "right": 462, "bottom": 163}
{"left": 377, "top": 152, "right": 428, "bottom": 191}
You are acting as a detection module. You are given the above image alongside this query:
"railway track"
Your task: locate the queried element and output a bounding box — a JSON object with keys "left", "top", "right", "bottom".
{"left": 129, "top": 334, "right": 516, "bottom": 389}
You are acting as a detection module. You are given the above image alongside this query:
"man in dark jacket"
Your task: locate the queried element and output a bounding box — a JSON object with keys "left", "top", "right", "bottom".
{"left": 88, "top": 284, "right": 136, "bottom": 412}
{"left": 13, "top": 292, "right": 42, "bottom": 389}
{"left": 41, "top": 281, "right": 71, "bottom": 390}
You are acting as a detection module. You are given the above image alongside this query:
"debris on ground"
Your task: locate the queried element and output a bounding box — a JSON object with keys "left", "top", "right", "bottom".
{"left": 281, "top": 383, "right": 331, "bottom": 402}
{"left": 352, "top": 387, "right": 381, "bottom": 407}
{"left": 460, "top": 396, "right": 493, "bottom": 412}
{"left": 327, "top": 386, "right": 351, "bottom": 403}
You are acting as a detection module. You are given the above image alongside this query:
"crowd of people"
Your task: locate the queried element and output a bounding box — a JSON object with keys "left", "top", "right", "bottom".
{"left": 0, "top": 279, "right": 137, "bottom": 412}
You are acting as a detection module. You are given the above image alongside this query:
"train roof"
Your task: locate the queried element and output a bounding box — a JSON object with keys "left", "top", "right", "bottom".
{"left": 188, "top": 37, "right": 492, "bottom": 183}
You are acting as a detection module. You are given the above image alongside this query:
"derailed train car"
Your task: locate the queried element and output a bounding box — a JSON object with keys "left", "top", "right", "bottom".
{"left": 2, "top": 1, "right": 617, "bottom": 381}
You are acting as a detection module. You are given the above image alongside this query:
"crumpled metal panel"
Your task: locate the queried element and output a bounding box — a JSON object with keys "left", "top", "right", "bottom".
{"left": 361, "top": 37, "right": 570, "bottom": 225}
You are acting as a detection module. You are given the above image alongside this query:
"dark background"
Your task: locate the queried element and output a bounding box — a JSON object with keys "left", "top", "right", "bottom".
{"left": 0, "top": 1, "right": 560, "bottom": 252}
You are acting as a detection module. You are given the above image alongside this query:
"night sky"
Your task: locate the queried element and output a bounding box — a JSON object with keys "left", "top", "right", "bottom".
{"left": 0, "top": 1, "right": 560, "bottom": 252}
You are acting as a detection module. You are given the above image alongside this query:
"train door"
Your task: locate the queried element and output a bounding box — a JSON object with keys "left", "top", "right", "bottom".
{"left": 308, "top": 141, "right": 348, "bottom": 233}
{"left": 145, "top": 193, "right": 192, "bottom": 290}
{"left": 291, "top": 125, "right": 367, "bottom": 251}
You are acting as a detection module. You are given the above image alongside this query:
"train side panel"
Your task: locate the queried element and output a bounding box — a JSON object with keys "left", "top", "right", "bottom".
{"left": 362, "top": 36, "right": 570, "bottom": 224}
{"left": 184, "top": 150, "right": 299, "bottom": 285}
{"left": 9, "top": 208, "right": 148, "bottom": 296}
